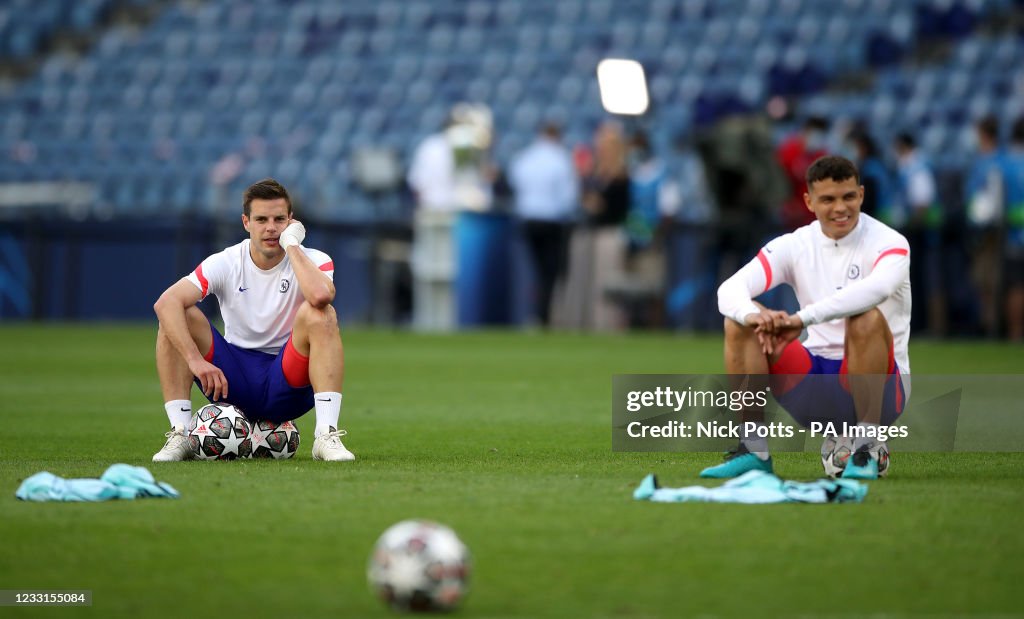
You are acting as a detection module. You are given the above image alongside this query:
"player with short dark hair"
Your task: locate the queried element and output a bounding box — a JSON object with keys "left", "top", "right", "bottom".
{"left": 151, "top": 178, "right": 355, "bottom": 462}
{"left": 708, "top": 156, "right": 911, "bottom": 480}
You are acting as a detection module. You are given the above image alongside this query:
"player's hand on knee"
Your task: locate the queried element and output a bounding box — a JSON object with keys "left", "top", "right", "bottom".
{"left": 189, "top": 359, "right": 229, "bottom": 401}
{"left": 765, "top": 309, "right": 791, "bottom": 333}
{"left": 280, "top": 220, "right": 306, "bottom": 250}
{"left": 748, "top": 308, "right": 787, "bottom": 332}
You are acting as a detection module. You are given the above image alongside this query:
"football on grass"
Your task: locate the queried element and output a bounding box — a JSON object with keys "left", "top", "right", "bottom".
{"left": 821, "top": 436, "right": 890, "bottom": 478}
{"left": 250, "top": 419, "right": 300, "bottom": 459}
{"left": 188, "top": 403, "right": 253, "bottom": 460}
{"left": 368, "top": 520, "right": 471, "bottom": 612}
{"left": 820, "top": 436, "right": 854, "bottom": 478}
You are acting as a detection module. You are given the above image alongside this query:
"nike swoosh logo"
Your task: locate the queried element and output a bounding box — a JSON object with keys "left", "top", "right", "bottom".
{"left": 238, "top": 287, "right": 248, "bottom": 292}
{"left": 316, "top": 398, "right": 332, "bottom": 402}
{"left": 180, "top": 408, "right": 190, "bottom": 412}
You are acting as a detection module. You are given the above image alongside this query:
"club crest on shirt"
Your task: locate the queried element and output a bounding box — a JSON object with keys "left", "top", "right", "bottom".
{"left": 848, "top": 264, "right": 861, "bottom": 279}
{"left": 279, "top": 279, "right": 290, "bottom": 293}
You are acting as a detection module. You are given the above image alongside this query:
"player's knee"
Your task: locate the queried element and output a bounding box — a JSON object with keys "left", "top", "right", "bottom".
{"left": 846, "top": 308, "right": 888, "bottom": 340}
{"left": 297, "top": 301, "right": 338, "bottom": 332}
{"left": 724, "top": 317, "right": 754, "bottom": 339}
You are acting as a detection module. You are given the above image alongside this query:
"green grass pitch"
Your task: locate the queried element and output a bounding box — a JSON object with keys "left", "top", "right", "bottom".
{"left": 2, "top": 324, "right": 1022, "bottom": 618}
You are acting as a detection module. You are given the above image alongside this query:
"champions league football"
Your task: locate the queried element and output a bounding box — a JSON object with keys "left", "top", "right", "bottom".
{"left": 250, "top": 419, "right": 300, "bottom": 459}
{"left": 188, "top": 404, "right": 253, "bottom": 460}
{"left": 821, "top": 436, "right": 891, "bottom": 479}
{"left": 367, "top": 520, "right": 471, "bottom": 613}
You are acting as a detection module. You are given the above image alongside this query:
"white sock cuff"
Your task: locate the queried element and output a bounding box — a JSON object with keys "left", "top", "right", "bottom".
{"left": 314, "top": 392, "right": 343, "bottom": 434}
{"left": 164, "top": 400, "right": 192, "bottom": 430}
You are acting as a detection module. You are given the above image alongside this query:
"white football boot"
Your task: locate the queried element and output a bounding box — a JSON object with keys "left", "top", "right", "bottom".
{"left": 312, "top": 427, "right": 356, "bottom": 461}
{"left": 152, "top": 427, "right": 193, "bottom": 462}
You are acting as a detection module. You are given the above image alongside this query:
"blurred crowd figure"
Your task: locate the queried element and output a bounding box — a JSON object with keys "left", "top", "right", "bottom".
{"left": 963, "top": 116, "right": 1024, "bottom": 341}
{"left": 845, "top": 130, "right": 897, "bottom": 223}
{"left": 776, "top": 116, "right": 830, "bottom": 230}
{"left": 615, "top": 131, "right": 679, "bottom": 327}
{"left": 407, "top": 116, "right": 457, "bottom": 212}
{"left": 558, "top": 120, "right": 631, "bottom": 331}
{"left": 696, "top": 114, "right": 788, "bottom": 319}
{"left": 508, "top": 122, "right": 578, "bottom": 326}
{"left": 893, "top": 131, "right": 947, "bottom": 336}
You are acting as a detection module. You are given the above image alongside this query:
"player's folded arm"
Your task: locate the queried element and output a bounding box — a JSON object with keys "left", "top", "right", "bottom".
{"left": 290, "top": 250, "right": 336, "bottom": 309}
{"left": 796, "top": 250, "right": 909, "bottom": 326}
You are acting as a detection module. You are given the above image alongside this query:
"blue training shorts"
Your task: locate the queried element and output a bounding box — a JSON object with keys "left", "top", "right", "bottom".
{"left": 768, "top": 339, "right": 906, "bottom": 428}
{"left": 196, "top": 320, "right": 314, "bottom": 422}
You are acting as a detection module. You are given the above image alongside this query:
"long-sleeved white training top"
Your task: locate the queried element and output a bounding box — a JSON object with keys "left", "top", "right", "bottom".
{"left": 718, "top": 213, "right": 911, "bottom": 375}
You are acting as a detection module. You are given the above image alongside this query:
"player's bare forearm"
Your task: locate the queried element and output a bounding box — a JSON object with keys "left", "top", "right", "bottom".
{"left": 287, "top": 246, "right": 335, "bottom": 308}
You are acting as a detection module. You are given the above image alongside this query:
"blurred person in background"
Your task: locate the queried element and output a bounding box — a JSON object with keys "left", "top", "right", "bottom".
{"left": 407, "top": 117, "right": 456, "bottom": 212}
{"left": 964, "top": 116, "right": 1007, "bottom": 337}
{"left": 699, "top": 115, "right": 790, "bottom": 314}
{"left": 670, "top": 132, "right": 717, "bottom": 226}
{"left": 661, "top": 131, "right": 719, "bottom": 330}
{"left": 894, "top": 132, "right": 945, "bottom": 335}
{"left": 561, "top": 120, "right": 631, "bottom": 331}
{"left": 1002, "top": 117, "right": 1024, "bottom": 341}
{"left": 777, "top": 116, "right": 831, "bottom": 230}
{"left": 613, "top": 130, "right": 680, "bottom": 328}
{"left": 509, "top": 122, "right": 579, "bottom": 327}
{"left": 846, "top": 129, "right": 899, "bottom": 227}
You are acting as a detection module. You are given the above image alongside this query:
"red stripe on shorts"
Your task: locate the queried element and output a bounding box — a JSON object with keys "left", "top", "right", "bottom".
{"left": 768, "top": 339, "right": 812, "bottom": 395}
{"left": 281, "top": 335, "right": 310, "bottom": 388}
{"left": 203, "top": 332, "right": 215, "bottom": 362}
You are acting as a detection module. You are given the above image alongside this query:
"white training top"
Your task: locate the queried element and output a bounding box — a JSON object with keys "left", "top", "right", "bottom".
{"left": 184, "top": 240, "right": 334, "bottom": 354}
{"left": 717, "top": 213, "right": 912, "bottom": 375}
{"left": 407, "top": 132, "right": 455, "bottom": 211}
{"left": 509, "top": 137, "right": 579, "bottom": 222}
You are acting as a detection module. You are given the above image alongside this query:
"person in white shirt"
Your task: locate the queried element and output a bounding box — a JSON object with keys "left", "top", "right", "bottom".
{"left": 151, "top": 178, "right": 355, "bottom": 462}
{"left": 407, "top": 125, "right": 456, "bottom": 212}
{"left": 708, "top": 156, "right": 911, "bottom": 480}
{"left": 510, "top": 122, "right": 580, "bottom": 325}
